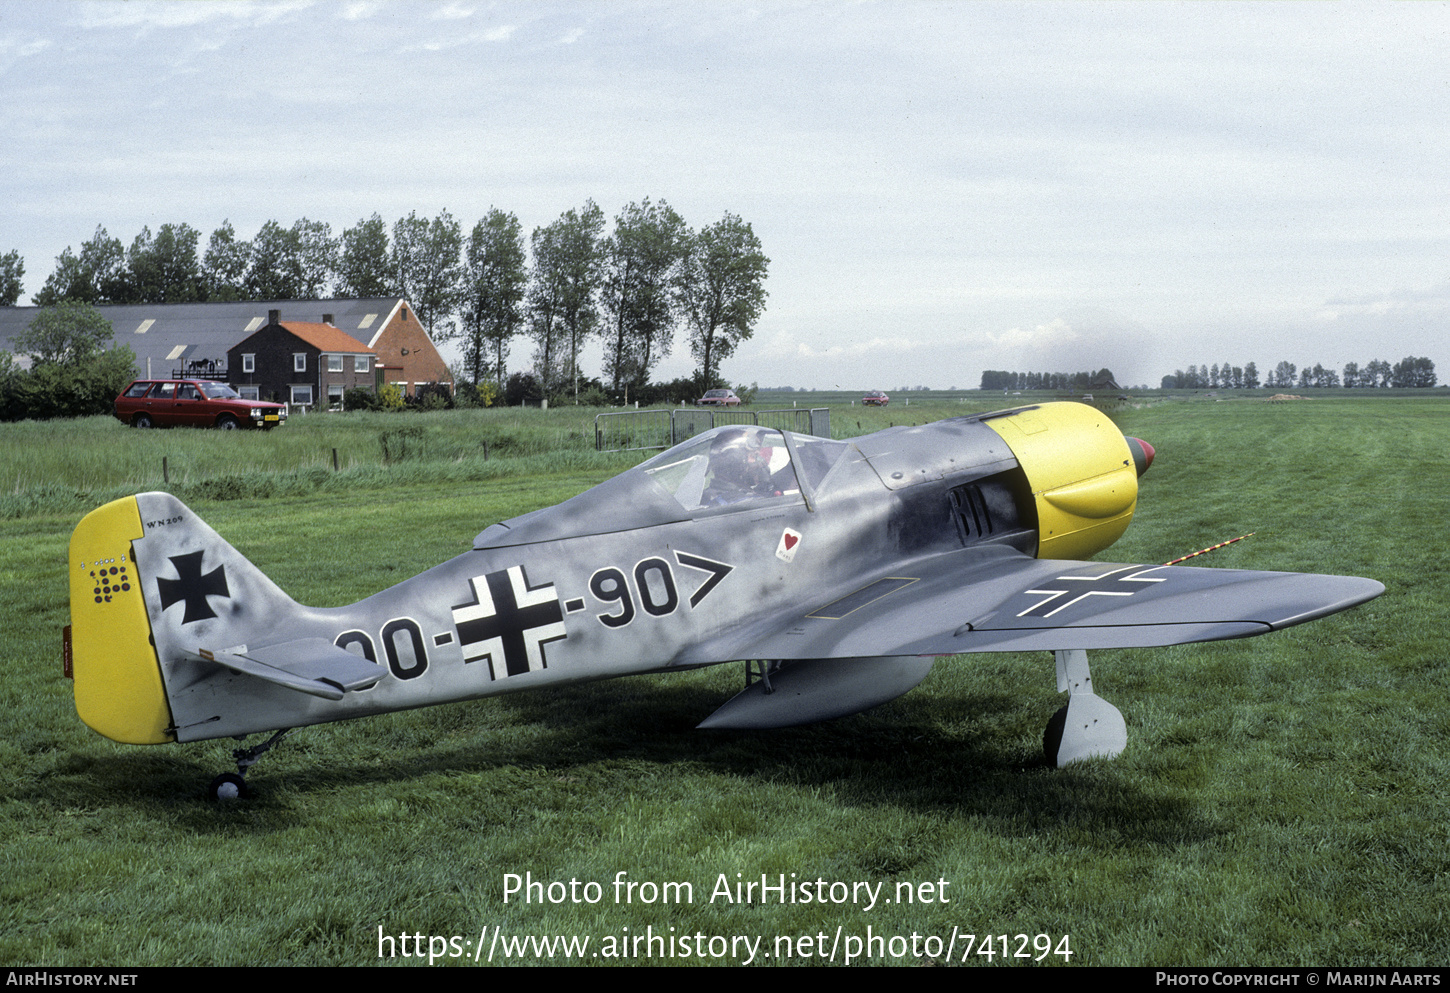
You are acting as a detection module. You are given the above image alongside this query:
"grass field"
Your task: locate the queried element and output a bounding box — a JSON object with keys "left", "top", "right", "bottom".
{"left": 1, "top": 392, "right": 1446, "bottom": 966}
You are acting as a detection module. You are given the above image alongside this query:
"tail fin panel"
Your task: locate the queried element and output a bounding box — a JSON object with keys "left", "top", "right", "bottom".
{"left": 69, "top": 496, "right": 173, "bottom": 744}
{"left": 70, "top": 492, "right": 316, "bottom": 744}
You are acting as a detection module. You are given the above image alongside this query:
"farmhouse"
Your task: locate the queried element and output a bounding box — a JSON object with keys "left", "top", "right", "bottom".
{"left": 228, "top": 311, "right": 378, "bottom": 408}
{"left": 0, "top": 297, "right": 453, "bottom": 399}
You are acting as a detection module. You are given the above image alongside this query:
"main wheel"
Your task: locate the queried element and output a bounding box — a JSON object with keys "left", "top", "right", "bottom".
{"left": 133, "top": 414, "right": 153, "bottom": 429}
{"left": 217, "top": 415, "right": 239, "bottom": 430}
{"left": 208, "top": 772, "right": 250, "bottom": 801}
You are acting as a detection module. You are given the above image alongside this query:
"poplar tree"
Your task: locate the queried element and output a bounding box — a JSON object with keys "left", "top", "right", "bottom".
{"left": 460, "top": 209, "right": 526, "bottom": 387}
{"left": 336, "top": 214, "right": 393, "bottom": 298}
{"left": 527, "top": 202, "right": 604, "bottom": 392}
{"left": 600, "top": 199, "right": 688, "bottom": 391}
{"left": 678, "top": 213, "right": 769, "bottom": 391}
{"left": 391, "top": 210, "right": 464, "bottom": 338}
{"left": 0, "top": 250, "right": 24, "bottom": 306}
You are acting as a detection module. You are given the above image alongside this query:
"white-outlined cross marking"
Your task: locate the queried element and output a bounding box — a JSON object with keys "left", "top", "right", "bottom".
{"left": 1017, "top": 564, "right": 1167, "bottom": 618}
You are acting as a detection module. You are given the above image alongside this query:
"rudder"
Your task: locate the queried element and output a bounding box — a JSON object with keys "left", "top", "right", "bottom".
{"left": 69, "top": 492, "right": 304, "bottom": 744}
{"left": 69, "top": 495, "right": 171, "bottom": 744}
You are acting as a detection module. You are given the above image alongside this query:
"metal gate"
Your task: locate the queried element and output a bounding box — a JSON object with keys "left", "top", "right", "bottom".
{"left": 595, "top": 407, "right": 831, "bottom": 452}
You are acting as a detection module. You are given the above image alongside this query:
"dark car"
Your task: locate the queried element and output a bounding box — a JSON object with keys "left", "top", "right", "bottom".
{"left": 862, "top": 390, "right": 890, "bottom": 406}
{"left": 697, "top": 388, "right": 742, "bottom": 407}
{"left": 115, "top": 379, "right": 289, "bottom": 430}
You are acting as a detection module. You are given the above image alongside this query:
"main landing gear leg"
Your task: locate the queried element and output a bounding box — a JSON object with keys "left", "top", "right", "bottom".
{"left": 207, "top": 728, "right": 295, "bottom": 800}
{"left": 1043, "top": 650, "right": 1126, "bottom": 768}
{"left": 744, "top": 659, "right": 782, "bottom": 694}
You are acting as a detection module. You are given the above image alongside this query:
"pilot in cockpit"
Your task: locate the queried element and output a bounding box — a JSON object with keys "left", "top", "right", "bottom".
{"left": 702, "top": 427, "right": 781, "bottom": 506}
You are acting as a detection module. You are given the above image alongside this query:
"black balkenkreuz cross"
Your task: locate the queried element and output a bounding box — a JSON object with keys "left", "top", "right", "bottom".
{"left": 452, "top": 566, "right": 566, "bottom": 679}
{"left": 157, "top": 550, "right": 230, "bottom": 624}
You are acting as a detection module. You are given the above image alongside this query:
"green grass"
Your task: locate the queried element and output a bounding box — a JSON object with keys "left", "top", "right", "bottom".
{"left": 1, "top": 393, "right": 1447, "bottom": 966}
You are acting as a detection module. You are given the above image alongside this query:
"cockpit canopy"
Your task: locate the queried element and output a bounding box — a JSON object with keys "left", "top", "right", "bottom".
{"left": 475, "top": 425, "right": 849, "bottom": 548}
{"left": 641, "top": 425, "right": 795, "bottom": 511}
{"left": 640, "top": 425, "right": 851, "bottom": 511}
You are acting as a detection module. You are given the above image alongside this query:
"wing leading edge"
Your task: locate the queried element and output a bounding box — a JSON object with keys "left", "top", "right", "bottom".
{"left": 712, "top": 546, "right": 1383, "bottom": 661}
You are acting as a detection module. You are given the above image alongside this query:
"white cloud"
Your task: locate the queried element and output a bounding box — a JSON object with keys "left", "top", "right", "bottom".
{"left": 758, "top": 331, "right": 918, "bottom": 362}
{"left": 401, "top": 23, "right": 517, "bottom": 52}
{"left": 0, "top": 33, "right": 52, "bottom": 73}
{"left": 988, "top": 318, "right": 1080, "bottom": 355}
{"left": 75, "top": 0, "right": 313, "bottom": 30}
{"left": 1323, "top": 280, "right": 1450, "bottom": 311}
{"left": 340, "top": 2, "right": 382, "bottom": 21}
{"left": 430, "top": 3, "right": 475, "bottom": 21}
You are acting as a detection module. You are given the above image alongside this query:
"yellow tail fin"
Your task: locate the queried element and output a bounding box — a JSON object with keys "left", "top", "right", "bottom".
{"left": 69, "top": 496, "right": 173, "bottom": 744}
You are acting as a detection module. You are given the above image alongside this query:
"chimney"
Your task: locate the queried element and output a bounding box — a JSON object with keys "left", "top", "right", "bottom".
{"left": 268, "top": 309, "right": 280, "bottom": 325}
{"left": 323, "top": 314, "right": 334, "bottom": 326}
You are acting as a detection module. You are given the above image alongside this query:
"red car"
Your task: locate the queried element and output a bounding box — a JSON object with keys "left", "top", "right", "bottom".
{"left": 115, "top": 379, "right": 288, "bottom": 430}
{"left": 697, "top": 389, "right": 742, "bottom": 407}
{"left": 862, "top": 390, "right": 890, "bottom": 406}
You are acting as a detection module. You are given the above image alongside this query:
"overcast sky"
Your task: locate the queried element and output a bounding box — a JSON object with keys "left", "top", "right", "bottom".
{"left": 3, "top": 0, "right": 1449, "bottom": 389}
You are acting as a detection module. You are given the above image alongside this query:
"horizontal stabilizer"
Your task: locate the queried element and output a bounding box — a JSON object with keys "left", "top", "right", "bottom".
{"left": 188, "top": 639, "right": 385, "bottom": 701}
{"left": 698, "top": 656, "right": 935, "bottom": 729}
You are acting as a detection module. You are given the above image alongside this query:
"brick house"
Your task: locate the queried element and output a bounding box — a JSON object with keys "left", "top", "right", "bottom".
{"left": 227, "top": 310, "right": 378, "bottom": 409}
{"left": 361, "top": 300, "right": 453, "bottom": 397}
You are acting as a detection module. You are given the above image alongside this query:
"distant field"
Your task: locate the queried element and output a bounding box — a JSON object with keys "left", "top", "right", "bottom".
{"left": 2, "top": 387, "right": 1431, "bottom": 507}
{"left": 1, "top": 392, "right": 1446, "bottom": 966}
{"left": 0, "top": 395, "right": 1005, "bottom": 517}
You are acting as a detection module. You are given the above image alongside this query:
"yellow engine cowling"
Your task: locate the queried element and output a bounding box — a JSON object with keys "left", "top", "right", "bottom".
{"left": 984, "top": 403, "right": 1139, "bottom": 560}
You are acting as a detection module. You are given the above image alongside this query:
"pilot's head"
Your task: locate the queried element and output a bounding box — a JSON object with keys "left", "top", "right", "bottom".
{"left": 709, "top": 427, "right": 770, "bottom": 491}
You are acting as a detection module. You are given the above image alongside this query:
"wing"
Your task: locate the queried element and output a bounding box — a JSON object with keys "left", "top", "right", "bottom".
{"left": 691, "top": 544, "right": 1383, "bottom": 662}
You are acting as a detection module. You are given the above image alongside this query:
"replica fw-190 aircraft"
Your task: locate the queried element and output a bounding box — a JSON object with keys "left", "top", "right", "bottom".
{"left": 66, "top": 403, "right": 1382, "bottom": 797}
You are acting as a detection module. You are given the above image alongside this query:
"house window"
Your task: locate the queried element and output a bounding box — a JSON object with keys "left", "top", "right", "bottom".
{"left": 328, "top": 385, "right": 344, "bottom": 408}
{"left": 354, "top": 356, "right": 369, "bottom": 373}
{"left": 294, "top": 353, "right": 306, "bottom": 372}
{"left": 239, "top": 386, "right": 260, "bottom": 400}
{"left": 291, "top": 386, "right": 313, "bottom": 405}
{"left": 327, "top": 355, "right": 343, "bottom": 373}
{"left": 242, "top": 354, "right": 255, "bottom": 373}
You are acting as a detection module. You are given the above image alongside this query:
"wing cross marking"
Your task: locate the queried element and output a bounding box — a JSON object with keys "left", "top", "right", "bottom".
{"left": 1017, "top": 564, "right": 1166, "bottom": 618}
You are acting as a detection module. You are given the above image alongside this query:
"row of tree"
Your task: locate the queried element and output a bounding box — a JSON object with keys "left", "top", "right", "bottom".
{"left": 978, "top": 369, "right": 1118, "bottom": 391}
{"left": 1164, "top": 357, "right": 1436, "bottom": 390}
{"left": 2, "top": 202, "right": 770, "bottom": 395}
{"left": 1162, "top": 363, "right": 1260, "bottom": 390}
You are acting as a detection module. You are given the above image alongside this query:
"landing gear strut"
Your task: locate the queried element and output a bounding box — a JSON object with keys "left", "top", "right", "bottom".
{"left": 1043, "top": 650, "right": 1126, "bottom": 768}
{"left": 744, "top": 659, "right": 782, "bottom": 694}
{"left": 207, "top": 728, "right": 295, "bottom": 801}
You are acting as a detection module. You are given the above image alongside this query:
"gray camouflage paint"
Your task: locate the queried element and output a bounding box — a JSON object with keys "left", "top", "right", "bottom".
{"left": 125, "top": 412, "right": 1382, "bottom": 743}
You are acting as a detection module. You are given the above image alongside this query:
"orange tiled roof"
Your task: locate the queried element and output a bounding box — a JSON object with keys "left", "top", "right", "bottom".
{"left": 280, "top": 321, "right": 378, "bottom": 355}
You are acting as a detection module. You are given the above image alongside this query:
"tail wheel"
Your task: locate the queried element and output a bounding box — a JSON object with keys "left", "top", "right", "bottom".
{"left": 133, "top": 414, "right": 153, "bottom": 429}
{"left": 208, "top": 772, "right": 250, "bottom": 801}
